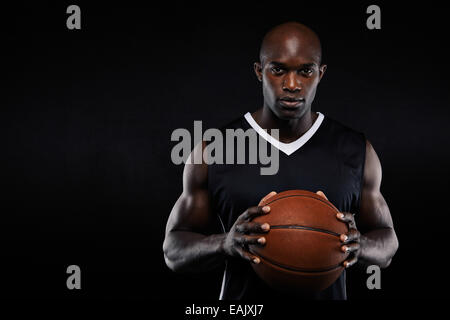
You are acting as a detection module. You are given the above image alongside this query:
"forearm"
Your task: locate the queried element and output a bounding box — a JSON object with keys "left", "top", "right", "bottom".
{"left": 359, "top": 228, "right": 398, "bottom": 268}
{"left": 163, "top": 230, "right": 227, "bottom": 273}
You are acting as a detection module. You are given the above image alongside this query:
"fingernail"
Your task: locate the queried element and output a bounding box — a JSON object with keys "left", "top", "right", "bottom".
{"left": 258, "top": 237, "right": 266, "bottom": 244}
{"left": 261, "top": 223, "right": 270, "bottom": 231}
{"left": 253, "top": 257, "right": 260, "bottom": 264}
{"left": 337, "top": 213, "right": 344, "bottom": 219}
{"left": 342, "top": 246, "right": 348, "bottom": 253}
{"left": 262, "top": 206, "right": 270, "bottom": 213}
{"left": 341, "top": 234, "right": 348, "bottom": 242}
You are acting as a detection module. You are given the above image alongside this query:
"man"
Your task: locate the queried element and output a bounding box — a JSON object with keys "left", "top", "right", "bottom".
{"left": 163, "top": 22, "right": 398, "bottom": 300}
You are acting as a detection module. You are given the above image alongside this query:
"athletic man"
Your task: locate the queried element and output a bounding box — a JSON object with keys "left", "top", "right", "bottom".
{"left": 163, "top": 22, "right": 398, "bottom": 299}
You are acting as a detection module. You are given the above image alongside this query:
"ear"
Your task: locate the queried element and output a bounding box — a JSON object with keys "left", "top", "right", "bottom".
{"left": 254, "top": 62, "right": 263, "bottom": 82}
{"left": 318, "top": 64, "right": 327, "bottom": 82}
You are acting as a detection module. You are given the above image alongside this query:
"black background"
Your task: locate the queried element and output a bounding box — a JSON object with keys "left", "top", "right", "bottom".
{"left": 2, "top": 1, "right": 450, "bottom": 304}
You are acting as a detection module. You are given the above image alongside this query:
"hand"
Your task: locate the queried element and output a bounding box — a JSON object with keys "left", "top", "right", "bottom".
{"left": 223, "top": 191, "right": 277, "bottom": 264}
{"left": 316, "top": 191, "right": 361, "bottom": 269}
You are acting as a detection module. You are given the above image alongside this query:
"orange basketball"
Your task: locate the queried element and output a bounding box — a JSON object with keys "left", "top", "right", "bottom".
{"left": 250, "top": 190, "right": 349, "bottom": 293}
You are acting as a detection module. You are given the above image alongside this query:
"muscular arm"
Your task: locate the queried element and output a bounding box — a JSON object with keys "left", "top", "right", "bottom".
{"left": 357, "top": 140, "right": 399, "bottom": 268}
{"left": 163, "top": 142, "right": 272, "bottom": 273}
{"left": 163, "top": 142, "right": 226, "bottom": 273}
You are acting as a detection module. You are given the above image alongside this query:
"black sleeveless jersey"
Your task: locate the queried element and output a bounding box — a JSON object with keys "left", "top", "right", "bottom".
{"left": 207, "top": 112, "right": 366, "bottom": 300}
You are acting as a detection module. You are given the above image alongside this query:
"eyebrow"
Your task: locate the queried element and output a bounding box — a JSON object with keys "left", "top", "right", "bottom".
{"left": 270, "top": 61, "right": 318, "bottom": 68}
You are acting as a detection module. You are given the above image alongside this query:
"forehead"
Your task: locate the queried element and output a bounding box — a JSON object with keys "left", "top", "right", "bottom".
{"left": 262, "top": 34, "right": 321, "bottom": 65}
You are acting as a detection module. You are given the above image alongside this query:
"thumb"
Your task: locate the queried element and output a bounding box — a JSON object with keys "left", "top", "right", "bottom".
{"left": 316, "top": 190, "right": 329, "bottom": 200}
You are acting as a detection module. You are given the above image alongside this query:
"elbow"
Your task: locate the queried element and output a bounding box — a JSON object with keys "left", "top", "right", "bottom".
{"left": 162, "top": 235, "right": 185, "bottom": 273}
{"left": 162, "top": 236, "right": 175, "bottom": 271}
{"left": 393, "top": 230, "right": 399, "bottom": 254}
{"left": 380, "top": 258, "right": 392, "bottom": 269}
{"left": 381, "top": 230, "right": 399, "bottom": 269}
{"left": 162, "top": 243, "right": 174, "bottom": 271}
{"left": 164, "top": 252, "right": 181, "bottom": 273}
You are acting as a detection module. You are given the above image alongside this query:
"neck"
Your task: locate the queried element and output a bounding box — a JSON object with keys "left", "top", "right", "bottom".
{"left": 252, "top": 106, "right": 318, "bottom": 143}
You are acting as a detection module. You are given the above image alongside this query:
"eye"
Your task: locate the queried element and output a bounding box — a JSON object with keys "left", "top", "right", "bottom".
{"left": 271, "top": 66, "right": 284, "bottom": 75}
{"left": 300, "top": 68, "right": 314, "bottom": 76}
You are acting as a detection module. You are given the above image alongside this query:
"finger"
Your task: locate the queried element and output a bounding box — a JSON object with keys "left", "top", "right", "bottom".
{"left": 343, "top": 255, "right": 358, "bottom": 268}
{"left": 236, "top": 221, "right": 270, "bottom": 234}
{"left": 316, "top": 190, "right": 328, "bottom": 200}
{"left": 236, "top": 247, "right": 261, "bottom": 264}
{"left": 341, "top": 242, "right": 360, "bottom": 254}
{"left": 340, "top": 229, "right": 361, "bottom": 243}
{"left": 258, "top": 191, "right": 277, "bottom": 206}
{"left": 235, "top": 235, "right": 266, "bottom": 247}
{"left": 239, "top": 205, "right": 271, "bottom": 222}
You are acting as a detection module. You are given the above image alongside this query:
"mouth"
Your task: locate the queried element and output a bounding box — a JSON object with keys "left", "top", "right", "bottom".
{"left": 278, "top": 97, "right": 305, "bottom": 109}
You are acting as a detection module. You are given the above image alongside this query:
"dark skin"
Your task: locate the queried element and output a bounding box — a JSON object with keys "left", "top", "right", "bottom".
{"left": 163, "top": 22, "right": 398, "bottom": 275}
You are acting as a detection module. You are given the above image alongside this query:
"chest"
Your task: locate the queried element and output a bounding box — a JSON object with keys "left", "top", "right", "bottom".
{"left": 210, "top": 147, "right": 362, "bottom": 230}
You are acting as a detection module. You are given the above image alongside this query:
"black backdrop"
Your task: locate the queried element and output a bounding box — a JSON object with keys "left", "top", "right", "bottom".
{"left": 2, "top": 1, "right": 450, "bottom": 303}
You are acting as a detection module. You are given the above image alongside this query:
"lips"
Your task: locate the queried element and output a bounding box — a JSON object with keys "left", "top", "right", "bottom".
{"left": 279, "top": 97, "right": 305, "bottom": 108}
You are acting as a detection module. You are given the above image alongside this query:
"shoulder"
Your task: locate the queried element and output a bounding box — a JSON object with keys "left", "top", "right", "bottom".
{"left": 184, "top": 112, "right": 249, "bottom": 190}
{"left": 183, "top": 141, "right": 208, "bottom": 193}
{"left": 323, "top": 114, "right": 365, "bottom": 139}
{"left": 204, "top": 114, "right": 250, "bottom": 150}
{"left": 217, "top": 113, "right": 249, "bottom": 131}
{"left": 320, "top": 114, "right": 366, "bottom": 154}
{"left": 363, "top": 139, "right": 382, "bottom": 189}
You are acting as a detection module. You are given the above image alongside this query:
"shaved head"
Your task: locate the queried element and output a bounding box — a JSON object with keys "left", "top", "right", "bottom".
{"left": 259, "top": 22, "right": 322, "bottom": 66}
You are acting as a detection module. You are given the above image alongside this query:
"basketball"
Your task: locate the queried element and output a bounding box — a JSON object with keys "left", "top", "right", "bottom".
{"left": 249, "top": 190, "right": 349, "bottom": 293}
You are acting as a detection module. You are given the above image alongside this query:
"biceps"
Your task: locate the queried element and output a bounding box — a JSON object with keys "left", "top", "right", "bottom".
{"left": 358, "top": 140, "right": 394, "bottom": 232}
{"left": 359, "top": 190, "right": 394, "bottom": 233}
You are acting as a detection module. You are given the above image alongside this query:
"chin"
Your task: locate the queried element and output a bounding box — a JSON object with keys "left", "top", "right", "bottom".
{"left": 275, "top": 106, "right": 305, "bottom": 120}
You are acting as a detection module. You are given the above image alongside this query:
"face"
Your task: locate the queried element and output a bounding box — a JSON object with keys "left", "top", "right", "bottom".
{"left": 254, "top": 39, "right": 327, "bottom": 120}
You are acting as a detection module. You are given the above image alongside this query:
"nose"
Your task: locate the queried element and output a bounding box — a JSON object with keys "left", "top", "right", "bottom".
{"left": 282, "top": 72, "right": 302, "bottom": 92}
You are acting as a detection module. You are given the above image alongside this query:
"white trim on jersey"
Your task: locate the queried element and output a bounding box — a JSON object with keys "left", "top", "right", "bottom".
{"left": 244, "top": 111, "right": 324, "bottom": 156}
